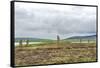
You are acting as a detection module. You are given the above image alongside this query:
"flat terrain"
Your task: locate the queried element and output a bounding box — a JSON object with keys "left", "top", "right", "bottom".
{"left": 15, "top": 42, "right": 97, "bottom": 66}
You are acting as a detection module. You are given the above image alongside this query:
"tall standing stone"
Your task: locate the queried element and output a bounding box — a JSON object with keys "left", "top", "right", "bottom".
{"left": 57, "top": 35, "right": 60, "bottom": 45}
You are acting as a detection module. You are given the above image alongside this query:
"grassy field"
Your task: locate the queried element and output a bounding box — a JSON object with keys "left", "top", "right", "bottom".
{"left": 15, "top": 41, "right": 97, "bottom": 66}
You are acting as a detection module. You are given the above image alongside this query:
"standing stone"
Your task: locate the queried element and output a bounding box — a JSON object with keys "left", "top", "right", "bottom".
{"left": 19, "top": 40, "right": 22, "bottom": 47}
{"left": 26, "top": 40, "right": 29, "bottom": 46}
{"left": 88, "top": 40, "right": 89, "bottom": 43}
{"left": 80, "top": 39, "right": 82, "bottom": 43}
{"left": 57, "top": 35, "right": 60, "bottom": 45}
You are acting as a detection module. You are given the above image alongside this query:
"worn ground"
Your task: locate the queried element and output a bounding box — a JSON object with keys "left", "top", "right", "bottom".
{"left": 15, "top": 42, "right": 97, "bottom": 66}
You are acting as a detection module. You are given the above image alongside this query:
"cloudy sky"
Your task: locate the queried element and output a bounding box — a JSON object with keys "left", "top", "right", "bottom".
{"left": 15, "top": 2, "right": 96, "bottom": 39}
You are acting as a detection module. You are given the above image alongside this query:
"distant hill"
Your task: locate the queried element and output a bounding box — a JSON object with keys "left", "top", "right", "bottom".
{"left": 64, "top": 35, "right": 96, "bottom": 40}
{"left": 15, "top": 38, "right": 53, "bottom": 42}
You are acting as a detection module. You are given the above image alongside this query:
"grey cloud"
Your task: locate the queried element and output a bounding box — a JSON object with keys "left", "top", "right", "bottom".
{"left": 15, "top": 3, "right": 96, "bottom": 39}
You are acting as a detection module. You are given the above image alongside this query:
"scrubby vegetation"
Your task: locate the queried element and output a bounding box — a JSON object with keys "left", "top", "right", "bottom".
{"left": 15, "top": 41, "right": 97, "bottom": 66}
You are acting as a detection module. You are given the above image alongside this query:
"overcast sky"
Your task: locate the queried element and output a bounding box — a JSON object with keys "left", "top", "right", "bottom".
{"left": 15, "top": 2, "right": 96, "bottom": 39}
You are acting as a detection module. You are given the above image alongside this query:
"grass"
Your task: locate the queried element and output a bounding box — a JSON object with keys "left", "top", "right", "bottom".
{"left": 15, "top": 41, "right": 97, "bottom": 66}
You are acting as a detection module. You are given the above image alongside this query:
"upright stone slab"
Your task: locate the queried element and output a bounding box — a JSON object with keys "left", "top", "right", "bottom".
{"left": 57, "top": 35, "right": 60, "bottom": 45}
